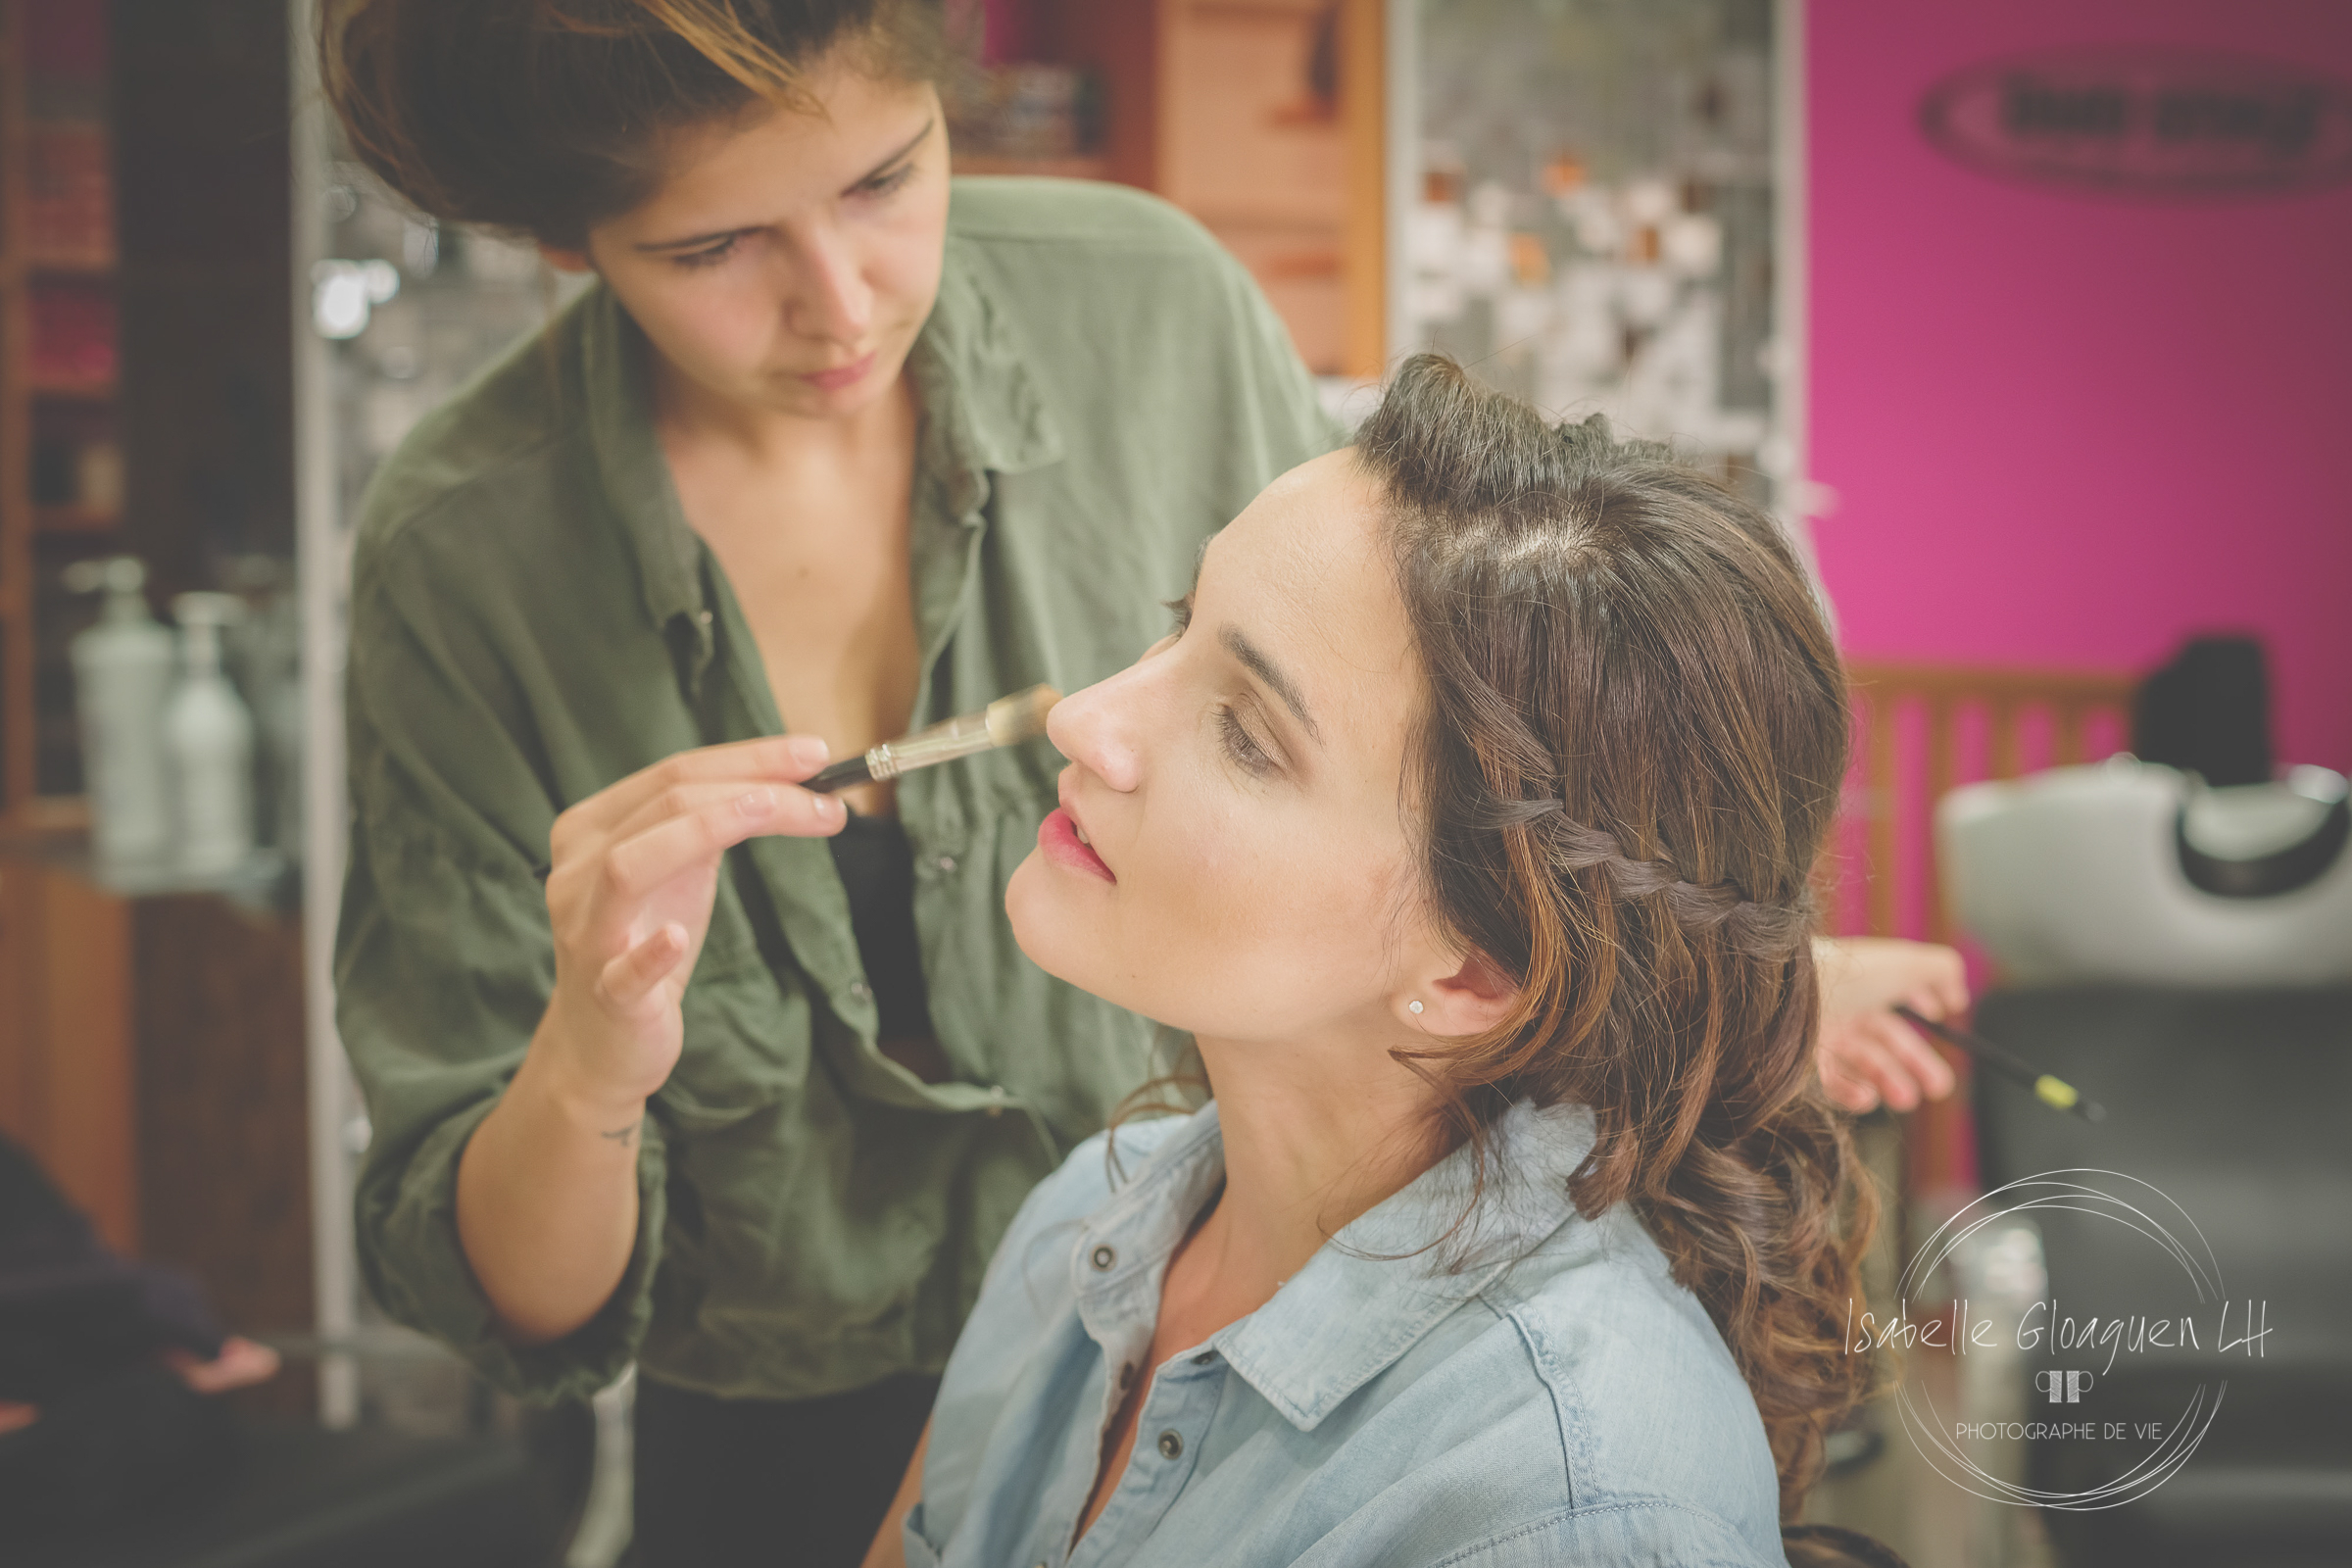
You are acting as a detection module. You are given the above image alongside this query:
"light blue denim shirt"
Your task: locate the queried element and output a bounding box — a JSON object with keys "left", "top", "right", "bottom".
{"left": 907, "top": 1098, "right": 1790, "bottom": 1567}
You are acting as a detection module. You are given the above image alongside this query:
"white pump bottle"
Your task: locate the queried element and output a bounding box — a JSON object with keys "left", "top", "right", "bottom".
{"left": 66, "top": 557, "right": 175, "bottom": 864}
{"left": 164, "top": 592, "right": 256, "bottom": 874}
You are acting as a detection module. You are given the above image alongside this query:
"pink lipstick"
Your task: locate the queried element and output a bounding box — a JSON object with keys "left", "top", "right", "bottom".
{"left": 1038, "top": 807, "right": 1114, "bottom": 883}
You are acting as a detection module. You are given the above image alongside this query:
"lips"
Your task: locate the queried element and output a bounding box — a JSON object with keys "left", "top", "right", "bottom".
{"left": 801, "top": 349, "right": 877, "bottom": 392}
{"left": 1038, "top": 806, "right": 1115, "bottom": 884}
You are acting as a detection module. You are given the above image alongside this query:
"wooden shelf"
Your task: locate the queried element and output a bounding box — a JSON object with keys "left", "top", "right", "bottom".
{"left": 3, "top": 793, "right": 91, "bottom": 833}
{"left": 27, "top": 250, "right": 116, "bottom": 277}
{"left": 33, "top": 504, "right": 120, "bottom": 534}
{"left": 27, "top": 374, "right": 117, "bottom": 401}
{"left": 952, "top": 153, "right": 1115, "bottom": 181}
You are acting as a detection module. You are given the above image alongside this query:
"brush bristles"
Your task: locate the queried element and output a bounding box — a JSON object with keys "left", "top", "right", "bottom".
{"left": 984, "top": 684, "right": 1061, "bottom": 747}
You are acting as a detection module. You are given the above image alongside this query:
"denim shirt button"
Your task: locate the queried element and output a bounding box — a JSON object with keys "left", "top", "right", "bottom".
{"left": 1192, "top": 1351, "right": 1216, "bottom": 1366}
{"left": 1156, "top": 1430, "right": 1184, "bottom": 1460}
{"left": 1090, "top": 1244, "right": 1116, "bottom": 1271}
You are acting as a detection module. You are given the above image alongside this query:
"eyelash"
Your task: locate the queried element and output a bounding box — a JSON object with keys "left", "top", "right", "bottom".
{"left": 858, "top": 162, "right": 918, "bottom": 199}
{"left": 672, "top": 236, "right": 739, "bottom": 270}
{"left": 666, "top": 164, "right": 918, "bottom": 270}
{"left": 1216, "top": 705, "right": 1276, "bottom": 777}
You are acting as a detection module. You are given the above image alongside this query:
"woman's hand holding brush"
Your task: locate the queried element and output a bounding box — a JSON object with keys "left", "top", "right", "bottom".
{"left": 459, "top": 733, "right": 845, "bottom": 1348}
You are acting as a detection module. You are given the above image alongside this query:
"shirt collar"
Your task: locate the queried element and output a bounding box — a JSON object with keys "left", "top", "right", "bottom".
{"left": 1076, "top": 1099, "right": 1598, "bottom": 1433}
{"left": 579, "top": 283, "right": 709, "bottom": 646}
{"left": 905, "top": 230, "right": 1066, "bottom": 518}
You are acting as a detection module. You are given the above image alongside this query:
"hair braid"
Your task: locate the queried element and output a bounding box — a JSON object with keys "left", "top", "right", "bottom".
{"left": 1360, "top": 354, "right": 1874, "bottom": 1518}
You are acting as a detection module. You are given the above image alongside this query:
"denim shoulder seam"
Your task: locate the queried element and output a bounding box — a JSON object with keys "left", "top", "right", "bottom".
{"left": 1501, "top": 1302, "right": 1577, "bottom": 1503}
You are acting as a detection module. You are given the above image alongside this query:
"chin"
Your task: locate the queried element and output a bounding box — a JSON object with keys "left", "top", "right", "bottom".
{"left": 1005, "top": 851, "right": 1075, "bottom": 977}
{"left": 1004, "top": 850, "right": 1129, "bottom": 1006}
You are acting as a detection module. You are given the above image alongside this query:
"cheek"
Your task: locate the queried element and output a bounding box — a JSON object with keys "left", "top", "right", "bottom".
{"left": 1014, "top": 781, "right": 1406, "bottom": 1038}
{"left": 870, "top": 203, "right": 948, "bottom": 322}
{"left": 625, "top": 275, "right": 773, "bottom": 376}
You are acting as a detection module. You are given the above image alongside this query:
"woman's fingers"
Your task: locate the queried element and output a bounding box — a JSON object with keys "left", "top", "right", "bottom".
{"left": 1877, "top": 1011, "right": 1959, "bottom": 1102}
{"left": 1835, "top": 1013, "right": 1959, "bottom": 1112}
{"left": 601, "top": 777, "right": 844, "bottom": 854}
{"left": 599, "top": 922, "right": 690, "bottom": 1010}
{"left": 1820, "top": 1055, "right": 1883, "bottom": 1113}
{"left": 555, "top": 734, "right": 833, "bottom": 844}
{"left": 597, "top": 787, "right": 838, "bottom": 908}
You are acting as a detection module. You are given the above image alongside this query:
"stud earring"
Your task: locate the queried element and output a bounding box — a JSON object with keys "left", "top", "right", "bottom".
{"left": 1407, "top": 1000, "right": 1424, "bottom": 1015}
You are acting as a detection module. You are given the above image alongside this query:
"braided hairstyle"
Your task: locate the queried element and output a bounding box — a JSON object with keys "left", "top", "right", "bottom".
{"left": 1358, "top": 355, "right": 1872, "bottom": 1517}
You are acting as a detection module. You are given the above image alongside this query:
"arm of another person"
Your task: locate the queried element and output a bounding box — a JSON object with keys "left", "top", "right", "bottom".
{"left": 860, "top": 1420, "right": 931, "bottom": 1568}
{"left": 454, "top": 734, "right": 842, "bottom": 1343}
{"left": 1812, "top": 937, "right": 1970, "bottom": 1112}
{"left": 340, "top": 543, "right": 843, "bottom": 1384}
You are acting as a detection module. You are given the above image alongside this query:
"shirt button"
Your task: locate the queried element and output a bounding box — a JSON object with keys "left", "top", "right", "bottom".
{"left": 1156, "top": 1430, "right": 1184, "bottom": 1460}
{"left": 1192, "top": 1351, "right": 1216, "bottom": 1366}
{"left": 937, "top": 855, "right": 957, "bottom": 873}
{"left": 848, "top": 980, "right": 872, "bottom": 1003}
{"left": 1090, "top": 1244, "right": 1116, "bottom": 1271}
{"left": 696, "top": 610, "right": 713, "bottom": 627}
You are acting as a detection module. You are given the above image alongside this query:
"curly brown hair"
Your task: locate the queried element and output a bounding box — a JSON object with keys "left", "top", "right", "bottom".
{"left": 318, "top": 0, "right": 952, "bottom": 248}
{"left": 1357, "top": 354, "right": 1875, "bottom": 1518}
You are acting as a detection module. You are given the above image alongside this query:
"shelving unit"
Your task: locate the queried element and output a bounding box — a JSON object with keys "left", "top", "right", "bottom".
{"left": 0, "top": 0, "right": 314, "bottom": 1419}
{"left": 0, "top": 0, "right": 122, "bottom": 822}
{"left": 948, "top": 0, "right": 1386, "bottom": 379}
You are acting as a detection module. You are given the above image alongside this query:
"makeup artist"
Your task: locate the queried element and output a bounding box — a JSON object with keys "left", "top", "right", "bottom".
{"left": 319, "top": 4, "right": 1960, "bottom": 1565}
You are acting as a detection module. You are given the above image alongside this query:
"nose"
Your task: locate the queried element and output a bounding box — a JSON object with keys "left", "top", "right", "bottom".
{"left": 1047, "top": 662, "right": 1150, "bottom": 796}
{"left": 785, "top": 221, "right": 873, "bottom": 345}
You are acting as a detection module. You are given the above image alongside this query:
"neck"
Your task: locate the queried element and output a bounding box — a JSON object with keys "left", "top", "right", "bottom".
{"left": 1180, "top": 1030, "right": 1448, "bottom": 1309}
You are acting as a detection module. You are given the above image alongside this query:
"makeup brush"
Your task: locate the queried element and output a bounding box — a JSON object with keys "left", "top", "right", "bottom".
{"left": 805, "top": 684, "right": 1062, "bottom": 794}
{"left": 1893, "top": 1004, "right": 2106, "bottom": 1124}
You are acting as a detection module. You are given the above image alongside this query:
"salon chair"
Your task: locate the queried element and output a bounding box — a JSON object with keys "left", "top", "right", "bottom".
{"left": 1971, "top": 986, "right": 2352, "bottom": 1568}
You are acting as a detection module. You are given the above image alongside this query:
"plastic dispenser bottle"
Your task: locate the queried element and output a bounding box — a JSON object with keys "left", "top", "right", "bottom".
{"left": 164, "top": 592, "right": 256, "bottom": 874}
{"left": 66, "top": 557, "right": 175, "bottom": 864}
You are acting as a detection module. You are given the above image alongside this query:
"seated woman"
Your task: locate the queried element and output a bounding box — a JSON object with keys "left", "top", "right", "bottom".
{"left": 869, "top": 356, "right": 1875, "bottom": 1568}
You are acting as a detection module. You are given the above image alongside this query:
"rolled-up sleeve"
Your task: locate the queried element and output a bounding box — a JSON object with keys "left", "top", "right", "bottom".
{"left": 336, "top": 524, "right": 664, "bottom": 1403}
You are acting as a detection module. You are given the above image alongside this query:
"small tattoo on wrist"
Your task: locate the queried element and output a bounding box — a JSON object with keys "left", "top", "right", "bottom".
{"left": 599, "top": 1120, "right": 641, "bottom": 1149}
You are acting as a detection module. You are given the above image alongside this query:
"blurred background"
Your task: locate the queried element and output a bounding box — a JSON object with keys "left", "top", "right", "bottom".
{"left": 0, "top": 1, "right": 2345, "bottom": 1565}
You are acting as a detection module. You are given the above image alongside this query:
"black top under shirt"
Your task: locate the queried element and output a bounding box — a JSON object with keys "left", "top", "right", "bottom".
{"left": 824, "top": 810, "right": 936, "bottom": 1044}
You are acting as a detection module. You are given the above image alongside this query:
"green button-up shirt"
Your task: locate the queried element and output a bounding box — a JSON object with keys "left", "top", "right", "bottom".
{"left": 337, "top": 178, "right": 1342, "bottom": 1404}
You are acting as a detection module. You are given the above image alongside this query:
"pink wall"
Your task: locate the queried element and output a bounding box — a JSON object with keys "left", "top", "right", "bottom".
{"left": 1809, "top": 0, "right": 2352, "bottom": 771}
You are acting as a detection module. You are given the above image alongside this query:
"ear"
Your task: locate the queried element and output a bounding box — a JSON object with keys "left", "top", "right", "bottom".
{"left": 537, "top": 241, "right": 594, "bottom": 275}
{"left": 1394, "top": 949, "right": 1521, "bottom": 1039}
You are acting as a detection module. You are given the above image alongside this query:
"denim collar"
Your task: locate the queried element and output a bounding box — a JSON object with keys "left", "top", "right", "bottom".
{"left": 1072, "top": 1098, "right": 1599, "bottom": 1432}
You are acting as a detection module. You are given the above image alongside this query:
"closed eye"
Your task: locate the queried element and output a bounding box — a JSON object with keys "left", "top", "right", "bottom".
{"left": 1216, "top": 704, "right": 1276, "bottom": 777}
{"left": 855, "top": 161, "right": 918, "bottom": 199}
{"left": 670, "top": 233, "right": 743, "bottom": 270}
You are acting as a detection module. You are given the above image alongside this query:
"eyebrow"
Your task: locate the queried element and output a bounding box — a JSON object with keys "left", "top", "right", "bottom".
{"left": 1220, "top": 624, "right": 1322, "bottom": 745}
{"left": 632, "top": 119, "right": 936, "bottom": 254}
